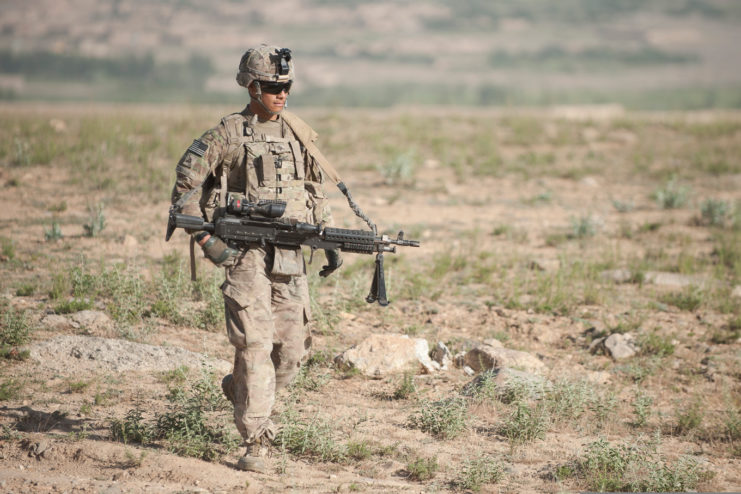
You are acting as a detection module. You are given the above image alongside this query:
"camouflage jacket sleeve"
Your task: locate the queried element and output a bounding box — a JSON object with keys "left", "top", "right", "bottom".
{"left": 303, "top": 150, "right": 334, "bottom": 228}
{"left": 170, "top": 126, "right": 228, "bottom": 218}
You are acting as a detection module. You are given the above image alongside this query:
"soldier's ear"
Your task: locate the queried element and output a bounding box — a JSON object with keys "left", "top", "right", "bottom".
{"left": 247, "top": 82, "right": 257, "bottom": 97}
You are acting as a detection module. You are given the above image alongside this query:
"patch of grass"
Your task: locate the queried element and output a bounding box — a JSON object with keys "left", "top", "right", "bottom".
{"left": 405, "top": 455, "right": 439, "bottom": 481}
{"left": 44, "top": 220, "right": 63, "bottom": 242}
{"left": 457, "top": 455, "right": 505, "bottom": 491}
{"left": 276, "top": 404, "right": 347, "bottom": 463}
{"left": 631, "top": 390, "right": 653, "bottom": 427}
{"left": 346, "top": 439, "right": 373, "bottom": 461}
{"left": 1, "top": 237, "right": 15, "bottom": 260}
{"left": 700, "top": 198, "right": 732, "bottom": 227}
{"left": 0, "top": 379, "right": 22, "bottom": 401}
{"left": 638, "top": 330, "right": 675, "bottom": 357}
{"left": 67, "top": 380, "right": 91, "bottom": 393}
{"left": 54, "top": 298, "right": 94, "bottom": 314}
{"left": 499, "top": 402, "right": 549, "bottom": 446}
{"left": 289, "top": 364, "right": 330, "bottom": 394}
{"left": 557, "top": 436, "right": 714, "bottom": 492}
{"left": 111, "top": 370, "right": 238, "bottom": 461}
{"left": 392, "top": 372, "right": 417, "bottom": 400}
{"left": 653, "top": 176, "right": 690, "bottom": 209}
{"left": 409, "top": 397, "right": 469, "bottom": 439}
{"left": 110, "top": 406, "right": 152, "bottom": 444}
{"left": 659, "top": 287, "right": 703, "bottom": 312}
{"left": 83, "top": 203, "right": 106, "bottom": 237}
{"left": 544, "top": 379, "right": 592, "bottom": 424}
{"left": 570, "top": 214, "right": 599, "bottom": 238}
{"left": 1, "top": 305, "right": 32, "bottom": 360}
{"left": 675, "top": 400, "right": 704, "bottom": 435}
{"left": 15, "top": 283, "right": 35, "bottom": 296}
{"left": 377, "top": 150, "right": 417, "bottom": 186}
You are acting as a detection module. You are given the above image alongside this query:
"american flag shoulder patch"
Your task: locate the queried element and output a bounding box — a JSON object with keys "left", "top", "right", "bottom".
{"left": 187, "top": 139, "right": 209, "bottom": 157}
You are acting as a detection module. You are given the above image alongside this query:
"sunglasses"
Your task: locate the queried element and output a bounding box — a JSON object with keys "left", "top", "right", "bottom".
{"left": 260, "top": 81, "right": 292, "bottom": 94}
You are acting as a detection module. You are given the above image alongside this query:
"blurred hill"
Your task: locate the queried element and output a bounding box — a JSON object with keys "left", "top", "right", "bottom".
{"left": 1, "top": 0, "right": 741, "bottom": 108}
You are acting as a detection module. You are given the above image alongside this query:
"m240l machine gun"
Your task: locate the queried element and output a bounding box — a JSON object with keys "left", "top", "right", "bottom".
{"left": 166, "top": 198, "right": 420, "bottom": 306}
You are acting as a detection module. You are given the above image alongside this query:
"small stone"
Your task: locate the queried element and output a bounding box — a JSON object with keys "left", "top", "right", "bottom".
{"left": 732, "top": 285, "right": 741, "bottom": 298}
{"left": 603, "top": 333, "right": 638, "bottom": 360}
{"left": 430, "top": 341, "right": 452, "bottom": 370}
{"left": 70, "top": 310, "right": 111, "bottom": 331}
{"left": 463, "top": 343, "right": 545, "bottom": 374}
{"left": 600, "top": 269, "right": 633, "bottom": 284}
{"left": 463, "top": 366, "right": 475, "bottom": 376}
{"left": 529, "top": 259, "right": 560, "bottom": 272}
{"left": 41, "top": 314, "right": 79, "bottom": 331}
{"left": 122, "top": 235, "right": 138, "bottom": 248}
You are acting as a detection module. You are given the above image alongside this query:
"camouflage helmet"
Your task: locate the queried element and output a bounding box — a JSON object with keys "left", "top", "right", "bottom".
{"left": 236, "top": 44, "right": 294, "bottom": 89}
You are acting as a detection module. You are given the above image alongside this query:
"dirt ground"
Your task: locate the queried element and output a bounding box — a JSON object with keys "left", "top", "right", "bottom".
{"left": 0, "top": 103, "right": 740, "bottom": 493}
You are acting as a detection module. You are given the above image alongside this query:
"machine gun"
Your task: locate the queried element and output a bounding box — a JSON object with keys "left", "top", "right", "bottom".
{"left": 165, "top": 198, "right": 420, "bottom": 306}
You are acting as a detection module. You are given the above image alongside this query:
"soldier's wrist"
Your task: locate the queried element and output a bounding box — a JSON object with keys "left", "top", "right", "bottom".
{"left": 193, "top": 231, "right": 211, "bottom": 246}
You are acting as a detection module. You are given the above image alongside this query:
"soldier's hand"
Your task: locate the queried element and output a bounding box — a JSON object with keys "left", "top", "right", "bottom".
{"left": 319, "top": 249, "right": 342, "bottom": 277}
{"left": 195, "top": 233, "right": 238, "bottom": 267}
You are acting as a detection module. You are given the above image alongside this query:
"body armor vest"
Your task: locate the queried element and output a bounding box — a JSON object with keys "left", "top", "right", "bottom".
{"left": 219, "top": 113, "right": 309, "bottom": 223}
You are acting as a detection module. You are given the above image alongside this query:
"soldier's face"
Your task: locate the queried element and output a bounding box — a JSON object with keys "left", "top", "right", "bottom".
{"left": 250, "top": 82, "right": 288, "bottom": 115}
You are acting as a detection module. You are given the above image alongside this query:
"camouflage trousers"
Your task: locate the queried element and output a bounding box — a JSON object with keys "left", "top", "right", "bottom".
{"left": 221, "top": 246, "right": 312, "bottom": 444}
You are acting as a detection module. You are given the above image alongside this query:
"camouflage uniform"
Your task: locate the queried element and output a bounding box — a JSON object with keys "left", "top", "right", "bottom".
{"left": 170, "top": 48, "right": 333, "bottom": 451}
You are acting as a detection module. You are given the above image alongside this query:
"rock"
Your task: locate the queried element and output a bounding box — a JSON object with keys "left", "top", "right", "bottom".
{"left": 603, "top": 333, "right": 638, "bottom": 360}
{"left": 70, "top": 310, "right": 111, "bottom": 331}
{"left": 580, "top": 177, "right": 599, "bottom": 188}
{"left": 529, "top": 259, "right": 560, "bottom": 272}
{"left": 49, "top": 118, "right": 67, "bottom": 133}
{"left": 463, "top": 343, "right": 545, "bottom": 374}
{"left": 334, "top": 334, "right": 437, "bottom": 378}
{"left": 41, "top": 314, "right": 79, "bottom": 331}
{"left": 588, "top": 336, "right": 607, "bottom": 354}
{"left": 600, "top": 269, "right": 633, "bottom": 284}
{"left": 462, "top": 367, "right": 549, "bottom": 403}
{"left": 430, "top": 342, "right": 451, "bottom": 370}
{"left": 463, "top": 366, "right": 475, "bottom": 376}
{"left": 482, "top": 338, "right": 504, "bottom": 348}
{"left": 585, "top": 370, "right": 611, "bottom": 385}
{"left": 644, "top": 271, "right": 704, "bottom": 288}
{"left": 122, "top": 235, "right": 138, "bottom": 248}
{"left": 732, "top": 285, "right": 741, "bottom": 298}
{"left": 30, "top": 335, "right": 231, "bottom": 374}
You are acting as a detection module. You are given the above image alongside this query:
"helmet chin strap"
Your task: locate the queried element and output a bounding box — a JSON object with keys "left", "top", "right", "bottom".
{"left": 251, "top": 81, "right": 283, "bottom": 118}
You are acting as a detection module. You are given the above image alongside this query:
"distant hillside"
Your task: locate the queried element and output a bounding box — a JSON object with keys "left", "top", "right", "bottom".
{"left": 1, "top": 0, "right": 741, "bottom": 108}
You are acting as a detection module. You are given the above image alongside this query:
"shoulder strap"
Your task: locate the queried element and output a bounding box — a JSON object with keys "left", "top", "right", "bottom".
{"left": 282, "top": 111, "right": 343, "bottom": 185}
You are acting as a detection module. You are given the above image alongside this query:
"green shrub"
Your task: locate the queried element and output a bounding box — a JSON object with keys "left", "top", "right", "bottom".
{"left": 639, "top": 331, "right": 675, "bottom": 357}
{"left": 558, "top": 437, "right": 713, "bottom": 492}
{"left": 701, "top": 198, "right": 731, "bottom": 226}
{"left": 392, "top": 372, "right": 417, "bottom": 400}
{"left": 111, "top": 370, "right": 238, "bottom": 461}
{"left": 654, "top": 177, "right": 690, "bottom": 209}
{"left": 457, "top": 455, "right": 505, "bottom": 491}
{"left": 632, "top": 390, "right": 653, "bottom": 427}
{"left": 276, "top": 405, "right": 346, "bottom": 462}
{"left": 675, "top": 401, "right": 704, "bottom": 435}
{"left": 55, "top": 298, "right": 94, "bottom": 314}
{"left": 409, "top": 397, "right": 469, "bottom": 439}
{"left": 110, "top": 406, "right": 152, "bottom": 444}
{"left": 499, "top": 402, "right": 548, "bottom": 446}
{"left": 0, "top": 379, "right": 22, "bottom": 401}
{"left": 659, "top": 288, "right": 703, "bottom": 312}
{"left": 1, "top": 306, "right": 32, "bottom": 360}
{"left": 406, "top": 455, "right": 438, "bottom": 481}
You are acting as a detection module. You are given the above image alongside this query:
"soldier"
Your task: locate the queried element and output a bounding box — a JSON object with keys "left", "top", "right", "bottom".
{"left": 170, "top": 44, "right": 342, "bottom": 473}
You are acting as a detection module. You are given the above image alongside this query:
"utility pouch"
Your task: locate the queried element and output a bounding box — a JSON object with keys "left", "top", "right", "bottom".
{"left": 256, "top": 153, "right": 276, "bottom": 186}
{"left": 271, "top": 247, "right": 304, "bottom": 277}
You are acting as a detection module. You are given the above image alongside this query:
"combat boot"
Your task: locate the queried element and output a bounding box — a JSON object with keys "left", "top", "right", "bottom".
{"left": 237, "top": 441, "right": 267, "bottom": 473}
{"left": 221, "top": 374, "right": 235, "bottom": 405}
